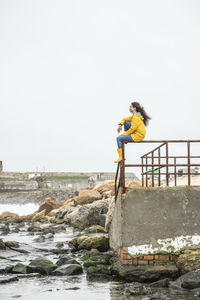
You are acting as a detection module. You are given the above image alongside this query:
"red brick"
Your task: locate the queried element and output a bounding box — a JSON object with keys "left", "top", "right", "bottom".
{"left": 127, "top": 260, "right": 133, "bottom": 265}
{"left": 148, "top": 260, "right": 154, "bottom": 265}
{"left": 120, "top": 259, "right": 127, "bottom": 265}
{"left": 138, "top": 260, "right": 149, "bottom": 265}
{"left": 159, "top": 255, "right": 169, "bottom": 261}
{"left": 155, "top": 255, "right": 159, "bottom": 260}
{"left": 138, "top": 256, "right": 144, "bottom": 260}
{"left": 144, "top": 255, "right": 154, "bottom": 260}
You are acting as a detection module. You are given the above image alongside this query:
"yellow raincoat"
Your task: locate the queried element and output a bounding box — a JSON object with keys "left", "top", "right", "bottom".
{"left": 120, "top": 114, "right": 146, "bottom": 142}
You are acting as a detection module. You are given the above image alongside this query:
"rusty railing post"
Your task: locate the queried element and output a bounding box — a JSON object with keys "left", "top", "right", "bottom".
{"left": 121, "top": 142, "right": 126, "bottom": 193}
{"left": 166, "top": 142, "right": 169, "bottom": 186}
{"left": 146, "top": 156, "right": 148, "bottom": 187}
{"left": 158, "top": 148, "right": 161, "bottom": 186}
{"left": 174, "top": 157, "right": 177, "bottom": 186}
{"left": 187, "top": 142, "right": 191, "bottom": 185}
{"left": 152, "top": 151, "right": 154, "bottom": 187}
{"left": 141, "top": 156, "right": 144, "bottom": 187}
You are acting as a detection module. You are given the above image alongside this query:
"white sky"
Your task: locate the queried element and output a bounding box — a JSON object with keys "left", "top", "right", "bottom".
{"left": 1, "top": 0, "right": 200, "bottom": 174}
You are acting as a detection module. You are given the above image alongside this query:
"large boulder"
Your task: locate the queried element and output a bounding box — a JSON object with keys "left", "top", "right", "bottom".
{"left": 0, "top": 211, "right": 20, "bottom": 223}
{"left": 69, "top": 235, "right": 109, "bottom": 252}
{"left": 93, "top": 181, "right": 114, "bottom": 198}
{"left": 112, "top": 261, "right": 179, "bottom": 282}
{"left": 170, "top": 269, "right": 200, "bottom": 290}
{"left": 31, "top": 210, "right": 53, "bottom": 223}
{"left": 76, "top": 189, "right": 102, "bottom": 205}
{"left": 27, "top": 259, "right": 57, "bottom": 275}
{"left": 64, "top": 199, "right": 109, "bottom": 230}
{"left": 52, "top": 264, "right": 83, "bottom": 276}
{"left": 37, "top": 197, "right": 58, "bottom": 215}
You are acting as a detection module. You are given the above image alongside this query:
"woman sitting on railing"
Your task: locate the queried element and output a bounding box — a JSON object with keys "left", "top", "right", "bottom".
{"left": 115, "top": 101, "right": 151, "bottom": 163}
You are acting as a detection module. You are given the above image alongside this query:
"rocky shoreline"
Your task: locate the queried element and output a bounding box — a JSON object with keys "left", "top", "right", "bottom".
{"left": 1, "top": 181, "right": 200, "bottom": 299}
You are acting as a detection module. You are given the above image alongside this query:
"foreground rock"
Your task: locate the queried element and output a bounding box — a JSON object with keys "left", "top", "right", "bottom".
{"left": 64, "top": 199, "right": 109, "bottom": 229}
{"left": 52, "top": 264, "right": 83, "bottom": 276}
{"left": 69, "top": 236, "right": 109, "bottom": 252}
{"left": 27, "top": 259, "right": 57, "bottom": 275}
{"left": 112, "top": 261, "right": 179, "bottom": 282}
{"left": 76, "top": 189, "right": 102, "bottom": 205}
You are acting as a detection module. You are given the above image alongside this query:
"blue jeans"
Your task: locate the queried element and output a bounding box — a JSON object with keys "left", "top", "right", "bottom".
{"left": 117, "top": 121, "right": 134, "bottom": 148}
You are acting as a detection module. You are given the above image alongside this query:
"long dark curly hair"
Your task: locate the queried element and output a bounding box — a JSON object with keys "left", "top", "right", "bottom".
{"left": 131, "top": 101, "right": 151, "bottom": 126}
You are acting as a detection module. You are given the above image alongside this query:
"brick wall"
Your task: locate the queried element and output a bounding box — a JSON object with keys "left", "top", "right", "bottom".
{"left": 117, "top": 248, "right": 176, "bottom": 265}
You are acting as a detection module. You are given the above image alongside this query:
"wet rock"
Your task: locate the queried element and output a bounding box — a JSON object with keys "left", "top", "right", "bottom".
{"left": 76, "top": 189, "right": 102, "bottom": 205}
{"left": 0, "top": 275, "right": 19, "bottom": 284}
{"left": 81, "top": 253, "right": 114, "bottom": 268}
{"left": 170, "top": 269, "right": 200, "bottom": 290}
{"left": 52, "top": 264, "right": 83, "bottom": 276}
{"left": 112, "top": 261, "right": 179, "bottom": 282}
{"left": 149, "top": 278, "right": 170, "bottom": 288}
{"left": 69, "top": 236, "right": 109, "bottom": 252}
{"left": 45, "top": 233, "right": 54, "bottom": 239}
{"left": 27, "top": 224, "right": 42, "bottom": 232}
{"left": 86, "top": 264, "right": 112, "bottom": 279}
{"left": 33, "top": 236, "right": 45, "bottom": 243}
{"left": 176, "top": 249, "right": 200, "bottom": 273}
{"left": 64, "top": 199, "right": 109, "bottom": 230}
{"left": 56, "top": 256, "right": 80, "bottom": 266}
{"left": 124, "top": 282, "right": 153, "bottom": 296}
{"left": 5, "top": 241, "right": 19, "bottom": 248}
{"left": 12, "top": 263, "right": 27, "bottom": 274}
{"left": 0, "top": 224, "right": 10, "bottom": 234}
{"left": 27, "top": 259, "right": 57, "bottom": 275}
{"left": 84, "top": 225, "right": 107, "bottom": 234}
{"left": 56, "top": 242, "right": 64, "bottom": 248}
{"left": 0, "top": 239, "right": 6, "bottom": 250}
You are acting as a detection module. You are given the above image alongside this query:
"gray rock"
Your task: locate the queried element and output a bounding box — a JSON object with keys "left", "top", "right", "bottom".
{"left": 27, "top": 259, "right": 57, "bottom": 275}
{"left": 149, "top": 278, "right": 170, "bottom": 288}
{"left": 0, "top": 239, "right": 6, "bottom": 250}
{"left": 52, "top": 264, "right": 83, "bottom": 276}
{"left": 170, "top": 269, "right": 200, "bottom": 289}
{"left": 0, "top": 275, "right": 19, "bottom": 284}
{"left": 112, "top": 261, "right": 179, "bottom": 282}
{"left": 56, "top": 256, "right": 80, "bottom": 266}
{"left": 125, "top": 282, "right": 153, "bottom": 296}
{"left": 64, "top": 199, "right": 109, "bottom": 230}
{"left": 5, "top": 241, "right": 19, "bottom": 248}
{"left": 12, "top": 263, "right": 27, "bottom": 274}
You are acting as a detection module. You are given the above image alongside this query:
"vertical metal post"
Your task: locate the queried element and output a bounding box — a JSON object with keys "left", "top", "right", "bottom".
{"left": 121, "top": 142, "right": 126, "bottom": 193}
{"left": 146, "top": 156, "right": 148, "bottom": 187}
{"left": 158, "top": 148, "right": 161, "bottom": 186}
{"left": 174, "top": 157, "right": 177, "bottom": 186}
{"left": 166, "top": 142, "right": 169, "bottom": 186}
{"left": 141, "top": 157, "right": 144, "bottom": 187}
{"left": 187, "top": 142, "right": 191, "bottom": 186}
{"left": 152, "top": 151, "right": 154, "bottom": 187}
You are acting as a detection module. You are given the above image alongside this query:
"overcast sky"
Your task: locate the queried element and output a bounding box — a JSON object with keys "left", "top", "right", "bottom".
{"left": 1, "top": 0, "right": 200, "bottom": 174}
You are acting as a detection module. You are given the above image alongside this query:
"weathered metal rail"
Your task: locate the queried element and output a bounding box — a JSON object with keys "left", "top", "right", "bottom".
{"left": 115, "top": 140, "right": 200, "bottom": 201}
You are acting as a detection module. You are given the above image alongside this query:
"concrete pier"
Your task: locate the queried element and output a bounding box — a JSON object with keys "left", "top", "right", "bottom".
{"left": 110, "top": 186, "right": 200, "bottom": 265}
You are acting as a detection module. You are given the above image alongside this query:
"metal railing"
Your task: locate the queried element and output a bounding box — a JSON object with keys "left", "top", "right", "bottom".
{"left": 115, "top": 140, "right": 200, "bottom": 201}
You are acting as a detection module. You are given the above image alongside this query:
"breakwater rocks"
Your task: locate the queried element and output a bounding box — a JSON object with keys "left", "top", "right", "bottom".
{"left": 1, "top": 182, "right": 200, "bottom": 299}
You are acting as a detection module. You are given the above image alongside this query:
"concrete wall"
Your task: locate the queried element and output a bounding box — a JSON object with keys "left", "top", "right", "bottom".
{"left": 110, "top": 186, "right": 200, "bottom": 258}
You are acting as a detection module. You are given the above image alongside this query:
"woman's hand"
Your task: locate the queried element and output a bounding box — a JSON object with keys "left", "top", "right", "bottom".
{"left": 117, "top": 124, "right": 122, "bottom": 133}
